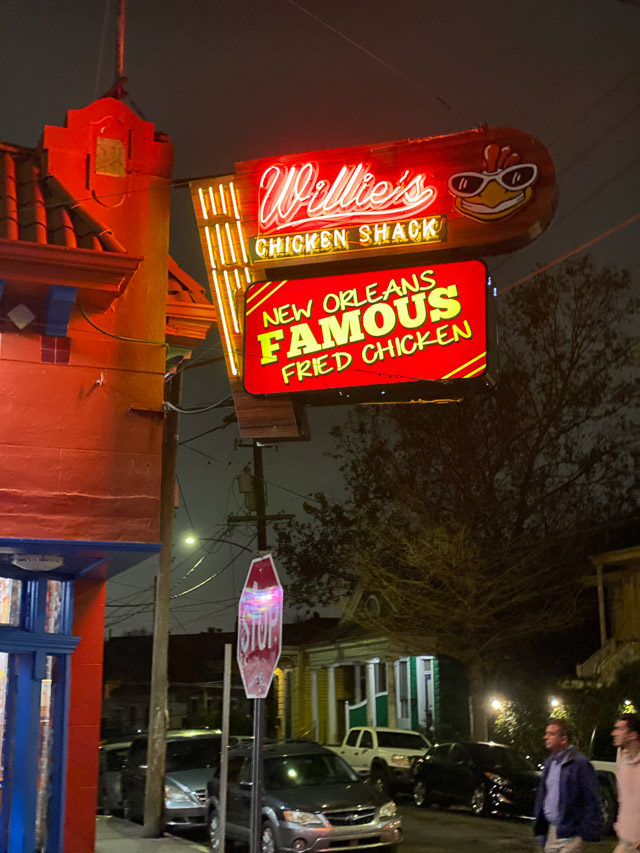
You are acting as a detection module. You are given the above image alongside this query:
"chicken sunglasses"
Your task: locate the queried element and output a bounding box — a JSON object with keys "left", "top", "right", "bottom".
{"left": 448, "top": 163, "right": 538, "bottom": 198}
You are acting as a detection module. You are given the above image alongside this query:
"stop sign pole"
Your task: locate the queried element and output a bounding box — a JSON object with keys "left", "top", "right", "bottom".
{"left": 237, "top": 553, "right": 283, "bottom": 853}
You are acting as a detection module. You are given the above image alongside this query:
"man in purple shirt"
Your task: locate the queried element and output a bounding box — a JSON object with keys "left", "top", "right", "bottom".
{"left": 533, "top": 718, "right": 602, "bottom": 851}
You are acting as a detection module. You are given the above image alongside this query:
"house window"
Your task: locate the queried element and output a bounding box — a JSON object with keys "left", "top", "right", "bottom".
{"left": 375, "top": 662, "right": 387, "bottom": 693}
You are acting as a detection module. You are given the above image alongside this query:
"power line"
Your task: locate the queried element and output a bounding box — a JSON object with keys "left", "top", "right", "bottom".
{"left": 283, "top": 0, "right": 467, "bottom": 120}
{"left": 498, "top": 211, "right": 640, "bottom": 295}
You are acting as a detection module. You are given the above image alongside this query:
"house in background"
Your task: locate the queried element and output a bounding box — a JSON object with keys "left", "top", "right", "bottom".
{"left": 576, "top": 546, "right": 640, "bottom": 685}
{"left": 273, "top": 594, "right": 469, "bottom": 743}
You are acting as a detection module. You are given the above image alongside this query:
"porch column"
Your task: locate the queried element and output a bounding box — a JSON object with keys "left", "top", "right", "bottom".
{"left": 366, "top": 661, "right": 376, "bottom": 726}
{"left": 386, "top": 659, "right": 398, "bottom": 728}
{"left": 310, "top": 669, "right": 319, "bottom": 741}
{"left": 354, "top": 663, "right": 362, "bottom": 704}
{"left": 327, "top": 665, "right": 338, "bottom": 744}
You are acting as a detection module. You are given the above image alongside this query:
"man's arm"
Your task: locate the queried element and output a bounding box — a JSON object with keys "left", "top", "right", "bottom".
{"left": 577, "top": 758, "right": 603, "bottom": 841}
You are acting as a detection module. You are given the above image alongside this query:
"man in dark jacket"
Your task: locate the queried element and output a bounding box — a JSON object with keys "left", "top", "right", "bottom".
{"left": 533, "top": 718, "right": 602, "bottom": 851}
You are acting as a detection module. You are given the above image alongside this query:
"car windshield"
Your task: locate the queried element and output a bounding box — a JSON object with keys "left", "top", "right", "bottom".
{"left": 466, "top": 744, "right": 536, "bottom": 772}
{"left": 165, "top": 737, "right": 221, "bottom": 771}
{"left": 376, "top": 732, "right": 428, "bottom": 751}
{"left": 264, "top": 753, "right": 358, "bottom": 788}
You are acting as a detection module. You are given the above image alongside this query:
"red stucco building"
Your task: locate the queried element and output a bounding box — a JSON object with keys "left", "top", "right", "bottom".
{"left": 0, "top": 97, "right": 215, "bottom": 852}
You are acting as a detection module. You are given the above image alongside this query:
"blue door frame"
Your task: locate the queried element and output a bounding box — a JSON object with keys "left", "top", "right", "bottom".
{"left": 0, "top": 576, "right": 78, "bottom": 853}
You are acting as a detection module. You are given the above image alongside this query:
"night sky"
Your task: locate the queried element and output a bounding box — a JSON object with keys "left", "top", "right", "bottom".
{"left": 1, "top": 0, "right": 638, "bottom": 634}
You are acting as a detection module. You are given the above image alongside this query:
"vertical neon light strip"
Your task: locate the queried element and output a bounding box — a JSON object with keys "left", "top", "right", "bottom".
{"left": 212, "top": 270, "right": 237, "bottom": 376}
{"left": 204, "top": 225, "right": 216, "bottom": 269}
{"left": 224, "top": 222, "right": 238, "bottom": 264}
{"left": 229, "top": 182, "right": 241, "bottom": 220}
{"left": 198, "top": 187, "right": 208, "bottom": 220}
{"left": 223, "top": 270, "right": 240, "bottom": 333}
{"left": 214, "top": 223, "right": 227, "bottom": 265}
{"left": 208, "top": 186, "right": 217, "bottom": 215}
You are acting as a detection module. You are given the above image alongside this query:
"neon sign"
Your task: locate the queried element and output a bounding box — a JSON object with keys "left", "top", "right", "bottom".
{"left": 243, "top": 261, "right": 494, "bottom": 402}
{"left": 258, "top": 162, "right": 438, "bottom": 232}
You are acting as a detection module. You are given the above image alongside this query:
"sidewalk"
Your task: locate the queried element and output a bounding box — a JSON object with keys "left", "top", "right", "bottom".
{"left": 95, "top": 816, "right": 208, "bottom": 853}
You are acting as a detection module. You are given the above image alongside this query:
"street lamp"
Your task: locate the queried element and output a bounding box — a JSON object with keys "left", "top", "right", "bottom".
{"left": 490, "top": 697, "right": 502, "bottom": 712}
{"left": 182, "top": 532, "right": 255, "bottom": 554}
{"left": 549, "top": 696, "right": 560, "bottom": 708}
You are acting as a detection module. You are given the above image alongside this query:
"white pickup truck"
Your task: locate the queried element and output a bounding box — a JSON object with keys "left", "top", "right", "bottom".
{"left": 332, "top": 726, "right": 431, "bottom": 797}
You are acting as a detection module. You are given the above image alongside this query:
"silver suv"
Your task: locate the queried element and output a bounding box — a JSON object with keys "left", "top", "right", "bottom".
{"left": 121, "top": 729, "right": 231, "bottom": 830}
{"left": 206, "top": 740, "right": 403, "bottom": 852}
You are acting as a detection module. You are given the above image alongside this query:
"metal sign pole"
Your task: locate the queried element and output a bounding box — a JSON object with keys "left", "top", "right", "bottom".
{"left": 249, "top": 697, "right": 265, "bottom": 853}
{"left": 218, "top": 644, "right": 232, "bottom": 851}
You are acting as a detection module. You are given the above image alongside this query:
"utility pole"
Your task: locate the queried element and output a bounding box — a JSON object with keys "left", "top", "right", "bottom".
{"left": 229, "top": 442, "right": 293, "bottom": 546}
{"left": 142, "top": 369, "right": 182, "bottom": 836}
{"left": 253, "top": 442, "right": 267, "bottom": 550}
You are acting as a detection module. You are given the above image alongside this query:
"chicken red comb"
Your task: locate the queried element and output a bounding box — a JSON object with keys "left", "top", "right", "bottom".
{"left": 483, "top": 143, "right": 520, "bottom": 172}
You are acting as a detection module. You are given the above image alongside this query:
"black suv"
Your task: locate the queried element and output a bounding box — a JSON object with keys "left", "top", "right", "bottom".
{"left": 206, "top": 740, "right": 403, "bottom": 852}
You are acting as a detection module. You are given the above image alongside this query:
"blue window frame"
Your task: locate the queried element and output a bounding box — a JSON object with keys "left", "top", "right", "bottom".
{"left": 0, "top": 573, "right": 78, "bottom": 853}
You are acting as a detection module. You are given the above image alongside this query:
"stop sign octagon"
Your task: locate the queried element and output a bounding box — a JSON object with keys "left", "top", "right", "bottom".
{"left": 237, "top": 553, "right": 283, "bottom": 699}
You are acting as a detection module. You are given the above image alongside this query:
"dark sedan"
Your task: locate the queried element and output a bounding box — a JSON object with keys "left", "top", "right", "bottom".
{"left": 412, "top": 741, "right": 541, "bottom": 818}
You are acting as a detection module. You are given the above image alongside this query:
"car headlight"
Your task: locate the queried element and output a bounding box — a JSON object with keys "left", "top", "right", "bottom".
{"left": 484, "top": 772, "right": 511, "bottom": 787}
{"left": 164, "top": 784, "right": 197, "bottom": 805}
{"left": 390, "top": 754, "right": 411, "bottom": 767}
{"left": 282, "top": 810, "right": 324, "bottom": 826}
{"left": 379, "top": 800, "right": 397, "bottom": 819}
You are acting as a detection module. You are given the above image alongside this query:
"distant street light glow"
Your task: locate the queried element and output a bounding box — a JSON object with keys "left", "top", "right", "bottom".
{"left": 490, "top": 697, "right": 502, "bottom": 712}
{"left": 184, "top": 534, "right": 197, "bottom": 546}
{"left": 550, "top": 697, "right": 560, "bottom": 708}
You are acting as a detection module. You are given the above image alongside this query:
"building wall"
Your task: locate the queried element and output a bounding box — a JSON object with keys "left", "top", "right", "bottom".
{"left": 64, "top": 578, "right": 106, "bottom": 853}
{"left": 0, "top": 98, "right": 172, "bottom": 543}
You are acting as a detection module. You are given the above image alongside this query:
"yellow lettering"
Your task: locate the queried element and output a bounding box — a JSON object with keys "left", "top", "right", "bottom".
{"left": 257, "top": 329, "right": 285, "bottom": 364}
{"left": 363, "top": 303, "right": 397, "bottom": 337}
{"left": 429, "top": 285, "right": 461, "bottom": 322}
{"left": 287, "top": 323, "right": 322, "bottom": 357}
{"left": 318, "top": 310, "right": 364, "bottom": 349}
{"left": 394, "top": 293, "right": 427, "bottom": 329}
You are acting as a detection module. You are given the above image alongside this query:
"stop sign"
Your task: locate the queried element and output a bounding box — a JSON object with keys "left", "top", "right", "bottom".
{"left": 237, "top": 553, "right": 283, "bottom": 699}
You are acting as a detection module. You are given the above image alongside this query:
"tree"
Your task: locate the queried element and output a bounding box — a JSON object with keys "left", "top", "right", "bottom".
{"left": 277, "top": 257, "right": 638, "bottom": 739}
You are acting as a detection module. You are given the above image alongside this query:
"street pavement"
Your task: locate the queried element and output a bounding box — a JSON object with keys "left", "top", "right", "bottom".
{"left": 398, "top": 804, "right": 616, "bottom": 853}
{"left": 97, "top": 807, "right": 618, "bottom": 853}
{"left": 95, "top": 816, "right": 208, "bottom": 853}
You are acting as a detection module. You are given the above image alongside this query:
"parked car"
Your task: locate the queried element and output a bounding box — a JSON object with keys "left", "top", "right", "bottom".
{"left": 98, "top": 740, "right": 131, "bottom": 814}
{"left": 332, "top": 726, "right": 431, "bottom": 797}
{"left": 121, "top": 729, "right": 234, "bottom": 830}
{"left": 412, "top": 741, "right": 541, "bottom": 817}
{"left": 206, "top": 740, "right": 403, "bottom": 852}
{"left": 589, "top": 725, "right": 618, "bottom": 835}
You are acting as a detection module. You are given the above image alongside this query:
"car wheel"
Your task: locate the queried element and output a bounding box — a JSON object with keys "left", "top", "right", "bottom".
{"left": 261, "top": 822, "right": 277, "bottom": 853}
{"left": 413, "top": 779, "right": 430, "bottom": 808}
{"left": 371, "top": 770, "right": 390, "bottom": 796}
{"left": 208, "top": 809, "right": 223, "bottom": 851}
{"left": 599, "top": 784, "right": 617, "bottom": 836}
{"left": 470, "top": 784, "right": 489, "bottom": 816}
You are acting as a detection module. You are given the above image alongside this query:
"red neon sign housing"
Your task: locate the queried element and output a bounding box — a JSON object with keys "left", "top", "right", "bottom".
{"left": 243, "top": 261, "right": 494, "bottom": 403}
{"left": 259, "top": 162, "right": 437, "bottom": 232}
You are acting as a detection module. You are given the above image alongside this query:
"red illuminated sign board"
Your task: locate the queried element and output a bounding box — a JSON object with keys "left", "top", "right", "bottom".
{"left": 243, "top": 261, "right": 495, "bottom": 404}
{"left": 232, "top": 126, "right": 556, "bottom": 275}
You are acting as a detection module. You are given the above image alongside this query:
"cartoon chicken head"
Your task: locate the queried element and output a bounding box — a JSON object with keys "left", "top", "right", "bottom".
{"left": 448, "top": 143, "right": 538, "bottom": 222}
